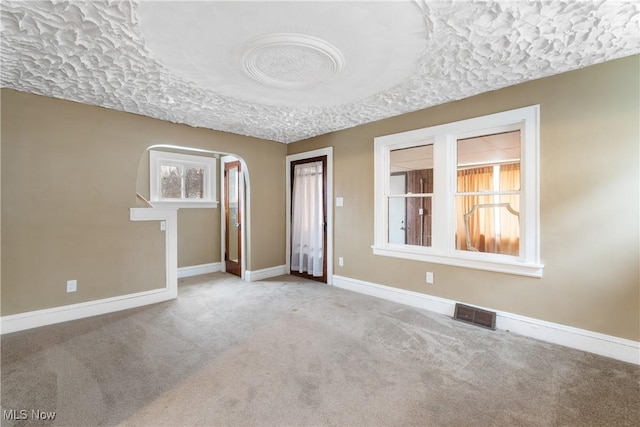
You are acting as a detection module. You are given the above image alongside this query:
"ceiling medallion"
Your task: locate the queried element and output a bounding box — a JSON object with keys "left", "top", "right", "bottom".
{"left": 241, "top": 33, "right": 345, "bottom": 89}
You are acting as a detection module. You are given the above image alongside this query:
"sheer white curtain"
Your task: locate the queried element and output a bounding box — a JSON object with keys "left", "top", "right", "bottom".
{"left": 291, "top": 161, "right": 324, "bottom": 277}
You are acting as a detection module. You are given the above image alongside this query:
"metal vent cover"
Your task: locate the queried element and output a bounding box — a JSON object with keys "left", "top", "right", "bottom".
{"left": 453, "top": 303, "right": 496, "bottom": 330}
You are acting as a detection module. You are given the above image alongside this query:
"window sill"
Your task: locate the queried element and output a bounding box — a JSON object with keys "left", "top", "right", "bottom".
{"left": 150, "top": 200, "right": 219, "bottom": 209}
{"left": 371, "top": 245, "right": 544, "bottom": 278}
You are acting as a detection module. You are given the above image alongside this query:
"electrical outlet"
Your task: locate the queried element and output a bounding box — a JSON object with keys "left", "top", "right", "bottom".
{"left": 338, "top": 257, "right": 344, "bottom": 267}
{"left": 66, "top": 280, "right": 77, "bottom": 293}
{"left": 426, "top": 272, "right": 434, "bottom": 284}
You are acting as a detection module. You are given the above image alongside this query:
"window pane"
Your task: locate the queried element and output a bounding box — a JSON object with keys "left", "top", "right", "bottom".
{"left": 455, "top": 195, "right": 520, "bottom": 256}
{"left": 388, "top": 196, "right": 432, "bottom": 247}
{"left": 390, "top": 145, "right": 433, "bottom": 194}
{"left": 228, "top": 166, "right": 238, "bottom": 204}
{"left": 227, "top": 165, "right": 240, "bottom": 262}
{"left": 185, "top": 166, "right": 204, "bottom": 199}
{"left": 161, "top": 165, "right": 182, "bottom": 199}
{"left": 499, "top": 162, "right": 520, "bottom": 191}
{"left": 388, "top": 196, "right": 406, "bottom": 244}
{"left": 457, "top": 130, "right": 521, "bottom": 192}
{"left": 458, "top": 166, "right": 494, "bottom": 192}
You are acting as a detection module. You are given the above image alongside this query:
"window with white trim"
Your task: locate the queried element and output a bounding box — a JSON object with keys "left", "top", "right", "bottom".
{"left": 373, "top": 106, "right": 543, "bottom": 277}
{"left": 149, "top": 150, "right": 218, "bottom": 208}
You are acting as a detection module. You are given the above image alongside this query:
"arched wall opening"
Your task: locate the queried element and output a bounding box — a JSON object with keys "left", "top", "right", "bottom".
{"left": 136, "top": 144, "right": 251, "bottom": 281}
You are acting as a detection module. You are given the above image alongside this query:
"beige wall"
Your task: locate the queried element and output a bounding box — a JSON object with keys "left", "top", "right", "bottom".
{"left": 1, "top": 89, "right": 286, "bottom": 316}
{"left": 136, "top": 149, "right": 220, "bottom": 268}
{"left": 177, "top": 209, "right": 220, "bottom": 268}
{"left": 2, "top": 56, "right": 638, "bottom": 342}
{"left": 288, "top": 55, "right": 640, "bottom": 341}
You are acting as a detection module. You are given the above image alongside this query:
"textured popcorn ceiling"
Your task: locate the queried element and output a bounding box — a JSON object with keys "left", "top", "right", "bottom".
{"left": 1, "top": 1, "right": 639, "bottom": 144}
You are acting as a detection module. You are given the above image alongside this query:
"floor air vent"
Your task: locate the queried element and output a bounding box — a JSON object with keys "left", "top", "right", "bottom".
{"left": 453, "top": 303, "right": 496, "bottom": 330}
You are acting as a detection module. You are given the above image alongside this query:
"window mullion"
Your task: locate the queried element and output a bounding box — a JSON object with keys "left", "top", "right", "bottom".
{"left": 431, "top": 135, "right": 449, "bottom": 253}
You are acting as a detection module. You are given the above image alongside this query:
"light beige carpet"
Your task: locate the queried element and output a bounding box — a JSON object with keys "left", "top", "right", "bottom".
{"left": 2, "top": 272, "right": 639, "bottom": 426}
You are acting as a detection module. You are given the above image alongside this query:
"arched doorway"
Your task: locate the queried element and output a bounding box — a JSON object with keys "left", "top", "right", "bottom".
{"left": 136, "top": 145, "right": 250, "bottom": 281}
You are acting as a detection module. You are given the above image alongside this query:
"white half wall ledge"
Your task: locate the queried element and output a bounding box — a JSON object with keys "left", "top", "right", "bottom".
{"left": 332, "top": 275, "right": 640, "bottom": 366}
{"left": 245, "top": 265, "right": 288, "bottom": 282}
{"left": 177, "top": 262, "right": 222, "bottom": 279}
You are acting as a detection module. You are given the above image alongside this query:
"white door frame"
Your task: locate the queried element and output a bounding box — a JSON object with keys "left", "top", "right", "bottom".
{"left": 286, "top": 147, "right": 334, "bottom": 285}
{"left": 221, "top": 155, "right": 247, "bottom": 279}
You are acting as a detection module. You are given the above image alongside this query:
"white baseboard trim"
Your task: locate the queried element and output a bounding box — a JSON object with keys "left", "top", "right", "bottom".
{"left": 332, "top": 275, "right": 640, "bottom": 365}
{"left": 0, "top": 287, "right": 176, "bottom": 335}
{"left": 177, "top": 262, "right": 221, "bottom": 278}
{"left": 333, "top": 274, "right": 455, "bottom": 316}
{"left": 245, "top": 265, "right": 288, "bottom": 282}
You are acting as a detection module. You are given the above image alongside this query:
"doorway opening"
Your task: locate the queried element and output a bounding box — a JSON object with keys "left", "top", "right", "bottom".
{"left": 220, "top": 155, "right": 247, "bottom": 279}
{"left": 224, "top": 158, "right": 242, "bottom": 277}
{"left": 286, "top": 148, "right": 333, "bottom": 285}
{"left": 136, "top": 146, "right": 249, "bottom": 282}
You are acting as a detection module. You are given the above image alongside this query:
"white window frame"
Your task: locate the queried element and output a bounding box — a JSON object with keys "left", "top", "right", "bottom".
{"left": 373, "top": 105, "right": 543, "bottom": 277}
{"left": 149, "top": 150, "right": 218, "bottom": 208}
